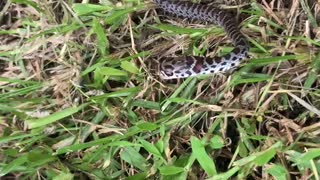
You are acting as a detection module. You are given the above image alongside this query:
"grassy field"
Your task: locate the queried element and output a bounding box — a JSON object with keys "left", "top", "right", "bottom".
{"left": 1, "top": 0, "right": 320, "bottom": 179}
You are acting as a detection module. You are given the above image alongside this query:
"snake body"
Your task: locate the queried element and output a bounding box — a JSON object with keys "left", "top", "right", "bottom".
{"left": 154, "top": 0, "right": 249, "bottom": 79}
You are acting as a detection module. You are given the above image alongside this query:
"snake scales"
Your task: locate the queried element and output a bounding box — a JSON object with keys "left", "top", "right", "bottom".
{"left": 154, "top": 0, "right": 249, "bottom": 79}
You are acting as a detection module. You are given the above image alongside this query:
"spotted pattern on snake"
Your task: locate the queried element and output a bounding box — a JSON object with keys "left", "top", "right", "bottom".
{"left": 153, "top": 0, "right": 249, "bottom": 79}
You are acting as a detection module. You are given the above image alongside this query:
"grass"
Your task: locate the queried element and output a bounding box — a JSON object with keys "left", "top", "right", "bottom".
{"left": 0, "top": 0, "right": 320, "bottom": 179}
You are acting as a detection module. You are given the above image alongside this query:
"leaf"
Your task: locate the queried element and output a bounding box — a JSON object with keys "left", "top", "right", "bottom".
{"left": 27, "top": 150, "right": 56, "bottom": 167}
{"left": 105, "top": 5, "right": 146, "bottom": 24}
{"left": 253, "top": 146, "right": 277, "bottom": 166}
{"left": 265, "top": 164, "right": 287, "bottom": 180}
{"left": 297, "top": 149, "right": 320, "bottom": 163}
{"left": 191, "top": 136, "right": 217, "bottom": 176}
{"left": 209, "top": 167, "right": 240, "bottom": 180}
{"left": 209, "top": 135, "right": 224, "bottom": 149}
{"left": 132, "top": 100, "right": 161, "bottom": 110}
{"left": 53, "top": 172, "right": 74, "bottom": 180}
{"left": 158, "top": 165, "right": 185, "bottom": 175}
{"left": 0, "top": 155, "right": 28, "bottom": 176}
{"left": 92, "top": 18, "right": 109, "bottom": 56}
{"left": 126, "top": 172, "right": 148, "bottom": 180}
{"left": 164, "top": 97, "right": 205, "bottom": 105}
{"left": 234, "top": 141, "right": 282, "bottom": 166}
{"left": 120, "top": 147, "right": 149, "bottom": 171}
{"left": 99, "top": 67, "right": 128, "bottom": 76}
{"left": 248, "top": 55, "right": 305, "bottom": 66}
{"left": 137, "top": 122, "right": 158, "bottom": 131}
{"left": 26, "top": 105, "right": 86, "bottom": 129}
{"left": 72, "top": 3, "right": 112, "bottom": 16}
{"left": 139, "top": 139, "right": 162, "bottom": 158}
{"left": 120, "top": 61, "right": 139, "bottom": 74}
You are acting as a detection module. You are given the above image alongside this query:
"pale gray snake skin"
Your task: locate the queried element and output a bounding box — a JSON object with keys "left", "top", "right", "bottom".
{"left": 154, "top": 0, "right": 249, "bottom": 79}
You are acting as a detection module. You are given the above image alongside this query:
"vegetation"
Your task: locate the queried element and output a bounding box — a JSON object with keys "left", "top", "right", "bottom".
{"left": 0, "top": 0, "right": 319, "bottom": 179}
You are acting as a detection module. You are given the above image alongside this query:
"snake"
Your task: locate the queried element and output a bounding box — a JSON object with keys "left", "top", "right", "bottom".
{"left": 154, "top": 0, "right": 249, "bottom": 79}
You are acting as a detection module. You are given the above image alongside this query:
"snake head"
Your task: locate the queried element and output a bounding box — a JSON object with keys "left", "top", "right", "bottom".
{"left": 159, "top": 56, "right": 197, "bottom": 79}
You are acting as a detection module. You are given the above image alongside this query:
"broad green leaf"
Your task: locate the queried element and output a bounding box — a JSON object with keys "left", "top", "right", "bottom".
{"left": 137, "top": 122, "right": 158, "bottom": 131}
{"left": 298, "top": 149, "right": 320, "bottom": 163}
{"left": 120, "top": 147, "right": 149, "bottom": 171}
{"left": 126, "top": 172, "right": 147, "bottom": 180}
{"left": 253, "top": 147, "right": 277, "bottom": 166}
{"left": 0, "top": 155, "right": 28, "bottom": 176}
{"left": 121, "top": 61, "right": 139, "bottom": 74}
{"left": 265, "top": 164, "right": 287, "bottom": 180}
{"left": 92, "top": 18, "right": 109, "bottom": 56}
{"left": 105, "top": 4, "right": 146, "bottom": 24}
{"left": 26, "top": 105, "right": 87, "bottom": 128}
{"left": 209, "top": 167, "right": 240, "bottom": 180}
{"left": 53, "top": 172, "right": 74, "bottom": 180}
{"left": 191, "top": 136, "right": 217, "bottom": 176}
{"left": 209, "top": 135, "right": 224, "bottom": 149}
{"left": 99, "top": 67, "right": 128, "bottom": 76}
{"left": 234, "top": 141, "right": 282, "bottom": 166}
{"left": 132, "top": 100, "right": 161, "bottom": 110}
{"left": 27, "top": 150, "right": 56, "bottom": 167}
{"left": 139, "top": 139, "right": 162, "bottom": 158}
{"left": 73, "top": 3, "right": 112, "bottom": 16}
{"left": 159, "top": 165, "right": 185, "bottom": 175}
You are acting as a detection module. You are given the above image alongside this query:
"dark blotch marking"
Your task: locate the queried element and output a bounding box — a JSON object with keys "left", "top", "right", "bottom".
{"left": 211, "top": 65, "right": 216, "bottom": 68}
{"left": 241, "top": 48, "right": 247, "bottom": 54}
{"left": 231, "top": 63, "right": 236, "bottom": 67}
{"left": 174, "top": 70, "right": 181, "bottom": 74}
{"left": 206, "top": 58, "right": 213, "bottom": 64}
{"left": 186, "top": 56, "right": 194, "bottom": 66}
{"left": 219, "top": 67, "right": 224, "bottom": 71}
{"left": 232, "top": 56, "right": 238, "bottom": 61}
{"left": 210, "top": 70, "right": 215, "bottom": 73}
{"left": 221, "top": 62, "right": 227, "bottom": 65}
{"left": 237, "top": 39, "right": 247, "bottom": 46}
{"left": 192, "top": 57, "right": 204, "bottom": 73}
{"left": 215, "top": 57, "right": 222, "bottom": 63}
{"left": 233, "top": 47, "right": 240, "bottom": 54}
{"left": 224, "top": 54, "right": 231, "bottom": 60}
{"left": 186, "top": 70, "right": 192, "bottom": 76}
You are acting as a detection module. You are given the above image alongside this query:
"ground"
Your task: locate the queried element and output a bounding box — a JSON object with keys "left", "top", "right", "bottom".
{"left": 0, "top": 0, "right": 320, "bottom": 179}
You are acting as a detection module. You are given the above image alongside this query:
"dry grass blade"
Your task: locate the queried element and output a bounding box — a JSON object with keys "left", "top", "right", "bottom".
{"left": 288, "top": 92, "right": 320, "bottom": 116}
